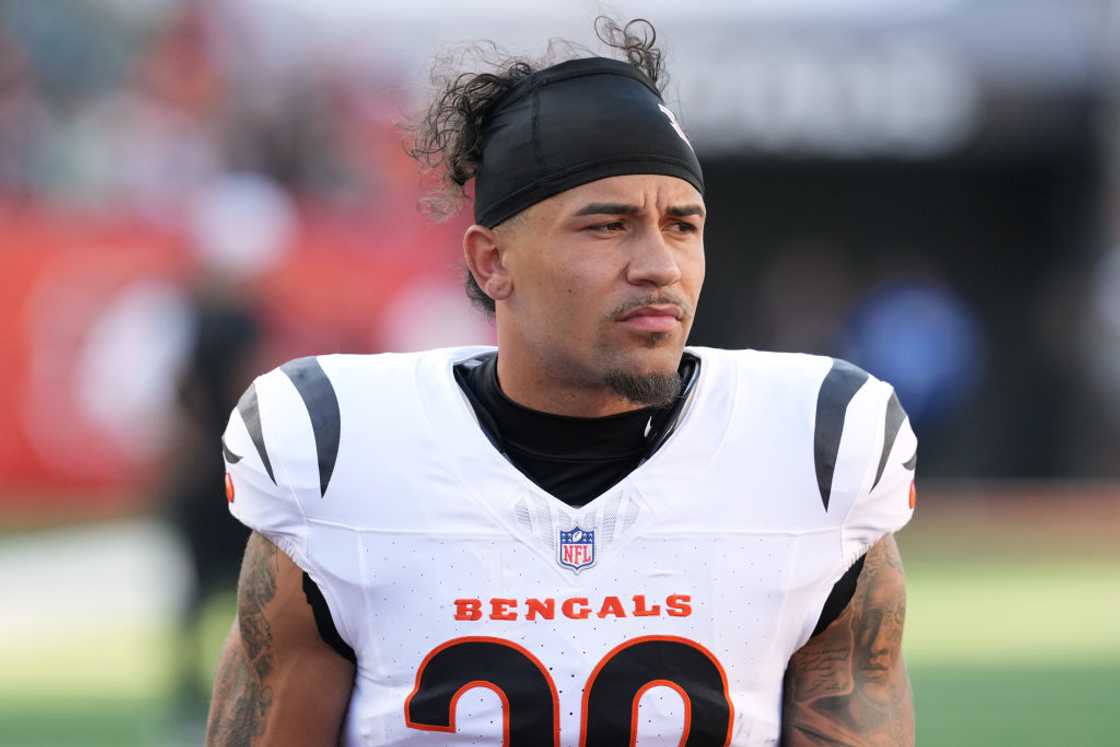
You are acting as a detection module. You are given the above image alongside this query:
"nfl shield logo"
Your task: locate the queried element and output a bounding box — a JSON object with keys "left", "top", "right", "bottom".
{"left": 558, "top": 527, "right": 596, "bottom": 573}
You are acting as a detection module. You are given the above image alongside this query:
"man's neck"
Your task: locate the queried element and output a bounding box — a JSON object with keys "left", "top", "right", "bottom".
{"left": 494, "top": 347, "right": 646, "bottom": 418}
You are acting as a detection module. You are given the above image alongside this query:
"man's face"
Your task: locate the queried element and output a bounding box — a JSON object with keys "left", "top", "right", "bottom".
{"left": 494, "top": 174, "right": 706, "bottom": 405}
{"left": 853, "top": 575, "right": 905, "bottom": 706}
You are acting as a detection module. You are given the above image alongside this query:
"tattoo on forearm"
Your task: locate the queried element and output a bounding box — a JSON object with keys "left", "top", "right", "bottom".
{"left": 782, "top": 536, "right": 914, "bottom": 746}
{"left": 207, "top": 534, "right": 279, "bottom": 746}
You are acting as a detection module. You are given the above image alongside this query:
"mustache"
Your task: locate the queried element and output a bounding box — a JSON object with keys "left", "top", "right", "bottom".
{"left": 608, "top": 294, "right": 692, "bottom": 321}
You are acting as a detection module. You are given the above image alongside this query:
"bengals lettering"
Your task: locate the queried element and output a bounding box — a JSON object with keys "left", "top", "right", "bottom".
{"left": 453, "top": 594, "right": 692, "bottom": 622}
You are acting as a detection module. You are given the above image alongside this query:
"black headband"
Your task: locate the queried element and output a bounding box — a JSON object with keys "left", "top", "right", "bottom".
{"left": 473, "top": 57, "right": 704, "bottom": 228}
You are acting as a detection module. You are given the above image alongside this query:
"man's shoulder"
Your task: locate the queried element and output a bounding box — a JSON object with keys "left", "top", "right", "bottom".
{"left": 689, "top": 346, "right": 856, "bottom": 393}
{"left": 692, "top": 347, "right": 898, "bottom": 479}
{"left": 691, "top": 348, "right": 914, "bottom": 540}
{"left": 228, "top": 346, "right": 490, "bottom": 495}
{"left": 252, "top": 345, "right": 494, "bottom": 411}
{"left": 710, "top": 348, "right": 895, "bottom": 444}
{"left": 281, "top": 345, "right": 496, "bottom": 384}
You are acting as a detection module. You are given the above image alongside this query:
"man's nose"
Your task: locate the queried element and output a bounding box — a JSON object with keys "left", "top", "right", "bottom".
{"left": 625, "top": 228, "right": 682, "bottom": 287}
{"left": 869, "top": 621, "right": 895, "bottom": 656}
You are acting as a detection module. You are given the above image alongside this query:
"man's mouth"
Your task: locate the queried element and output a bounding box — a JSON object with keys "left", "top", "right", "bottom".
{"left": 862, "top": 659, "right": 891, "bottom": 680}
{"left": 617, "top": 304, "right": 684, "bottom": 332}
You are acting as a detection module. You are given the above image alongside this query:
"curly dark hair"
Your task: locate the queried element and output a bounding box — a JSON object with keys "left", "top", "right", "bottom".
{"left": 406, "top": 17, "right": 669, "bottom": 314}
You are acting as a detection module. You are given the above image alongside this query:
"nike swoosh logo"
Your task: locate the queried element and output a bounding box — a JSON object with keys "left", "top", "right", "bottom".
{"left": 902, "top": 449, "right": 917, "bottom": 471}
{"left": 222, "top": 439, "right": 242, "bottom": 464}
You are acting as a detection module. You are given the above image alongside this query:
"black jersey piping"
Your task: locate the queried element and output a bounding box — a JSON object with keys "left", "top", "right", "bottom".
{"left": 811, "top": 553, "right": 865, "bottom": 637}
{"left": 301, "top": 571, "right": 356, "bottom": 663}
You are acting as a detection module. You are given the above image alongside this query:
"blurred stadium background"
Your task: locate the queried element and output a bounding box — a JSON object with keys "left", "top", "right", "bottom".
{"left": 1, "top": 1, "right": 1117, "bottom": 745}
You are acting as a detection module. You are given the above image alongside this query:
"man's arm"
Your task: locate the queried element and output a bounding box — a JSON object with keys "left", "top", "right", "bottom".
{"left": 207, "top": 532, "right": 356, "bottom": 746}
{"left": 782, "top": 534, "right": 914, "bottom": 747}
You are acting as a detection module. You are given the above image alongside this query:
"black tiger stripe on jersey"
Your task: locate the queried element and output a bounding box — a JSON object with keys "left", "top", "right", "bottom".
{"left": 814, "top": 359, "right": 870, "bottom": 511}
{"left": 280, "top": 357, "right": 341, "bottom": 498}
{"left": 871, "top": 391, "right": 907, "bottom": 491}
{"left": 236, "top": 383, "right": 276, "bottom": 484}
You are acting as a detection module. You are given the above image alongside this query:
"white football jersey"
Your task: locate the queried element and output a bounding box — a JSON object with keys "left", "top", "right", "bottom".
{"left": 222, "top": 346, "right": 916, "bottom": 746}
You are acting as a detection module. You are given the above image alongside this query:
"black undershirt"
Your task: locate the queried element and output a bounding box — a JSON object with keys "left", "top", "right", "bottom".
{"left": 452, "top": 352, "right": 688, "bottom": 506}
{"left": 304, "top": 350, "right": 861, "bottom": 660}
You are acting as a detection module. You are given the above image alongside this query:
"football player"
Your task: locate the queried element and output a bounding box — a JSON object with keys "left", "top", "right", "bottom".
{"left": 207, "top": 18, "right": 917, "bottom": 747}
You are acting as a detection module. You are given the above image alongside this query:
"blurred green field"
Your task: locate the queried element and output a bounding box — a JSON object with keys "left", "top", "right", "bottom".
{"left": 2, "top": 497, "right": 1117, "bottom": 746}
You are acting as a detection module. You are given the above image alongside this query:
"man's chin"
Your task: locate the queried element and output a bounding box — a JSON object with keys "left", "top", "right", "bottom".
{"left": 592, "top": 336, "right": 687, "bottom": 404}
{"left": 601, "top": 369, "right": 681, "bottom": 407}
{"left": 600, "top": 350, "right": 684, "bottom": 406}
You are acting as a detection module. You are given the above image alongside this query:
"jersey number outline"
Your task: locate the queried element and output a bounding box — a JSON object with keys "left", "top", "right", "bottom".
{"left": 405, "top": 635, "right": 733, "bottom": 746}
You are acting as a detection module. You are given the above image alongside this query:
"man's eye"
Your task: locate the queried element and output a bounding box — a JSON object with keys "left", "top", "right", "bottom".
{"left": 672, "top": 221, "right": 698, "bottom": 233}
{"left": 587, "top": 222, "right": 625, "bottom": 233}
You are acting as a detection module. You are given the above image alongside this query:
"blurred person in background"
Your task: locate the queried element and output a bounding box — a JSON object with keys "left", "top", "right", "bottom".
{"left": 206, "top": 18, "right": 918, "bottom": 746}
{"left": 163, "top": 272, "right": 261, "bottom": 717}
{"left": 162, "top": 173, "right": 291, "bottom": 723}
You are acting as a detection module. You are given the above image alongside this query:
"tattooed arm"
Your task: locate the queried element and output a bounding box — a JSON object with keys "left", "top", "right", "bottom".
{"left": 781, "top": 535, "right": 914, "bottom": 747}
{"left": 206, "top": 532, "right": 356, "bottom": 746}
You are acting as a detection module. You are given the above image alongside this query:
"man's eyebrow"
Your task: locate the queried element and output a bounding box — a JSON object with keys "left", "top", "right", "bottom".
{"left": 666, "top": 204, "right": 705, "bottom": 219}
{"left": 572, "top": 202, "right": 706, "bottom": 218}
{"left": 572, "top": 202, "right": 641, "bottom": 217}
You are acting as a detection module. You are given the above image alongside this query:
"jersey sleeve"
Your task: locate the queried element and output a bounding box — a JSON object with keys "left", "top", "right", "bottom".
{"left": 222, "top": 369, "right": 308, "bottom": 565}
{"left": 840, "top": 378, "right": 917, "bottom": 564}
{"left": 222, "top": 357, "right": 363, "bottom": 658}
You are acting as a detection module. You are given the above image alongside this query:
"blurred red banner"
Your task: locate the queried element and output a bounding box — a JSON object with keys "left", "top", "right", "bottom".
{"left": 0, "top": 204, "right": 476, "bottom": 512}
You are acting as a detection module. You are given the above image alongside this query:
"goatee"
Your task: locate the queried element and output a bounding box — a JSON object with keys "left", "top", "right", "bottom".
{"left": 602, "top": 369, "right": 682, "bottom": 407}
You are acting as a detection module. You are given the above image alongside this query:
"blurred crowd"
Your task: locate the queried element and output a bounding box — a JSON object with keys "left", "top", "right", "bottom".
{"left": 0, "top": 0, "right": 414, "bottom": 215}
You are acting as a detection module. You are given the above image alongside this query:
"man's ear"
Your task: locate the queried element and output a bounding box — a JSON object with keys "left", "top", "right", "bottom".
{"left": 463, "top": 224, "right": 513, "bottom": 302}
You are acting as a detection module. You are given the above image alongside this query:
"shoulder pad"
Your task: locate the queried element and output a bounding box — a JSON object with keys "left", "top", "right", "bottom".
{"left": 222, "top": 356, "right": 345, "bottom": 559}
